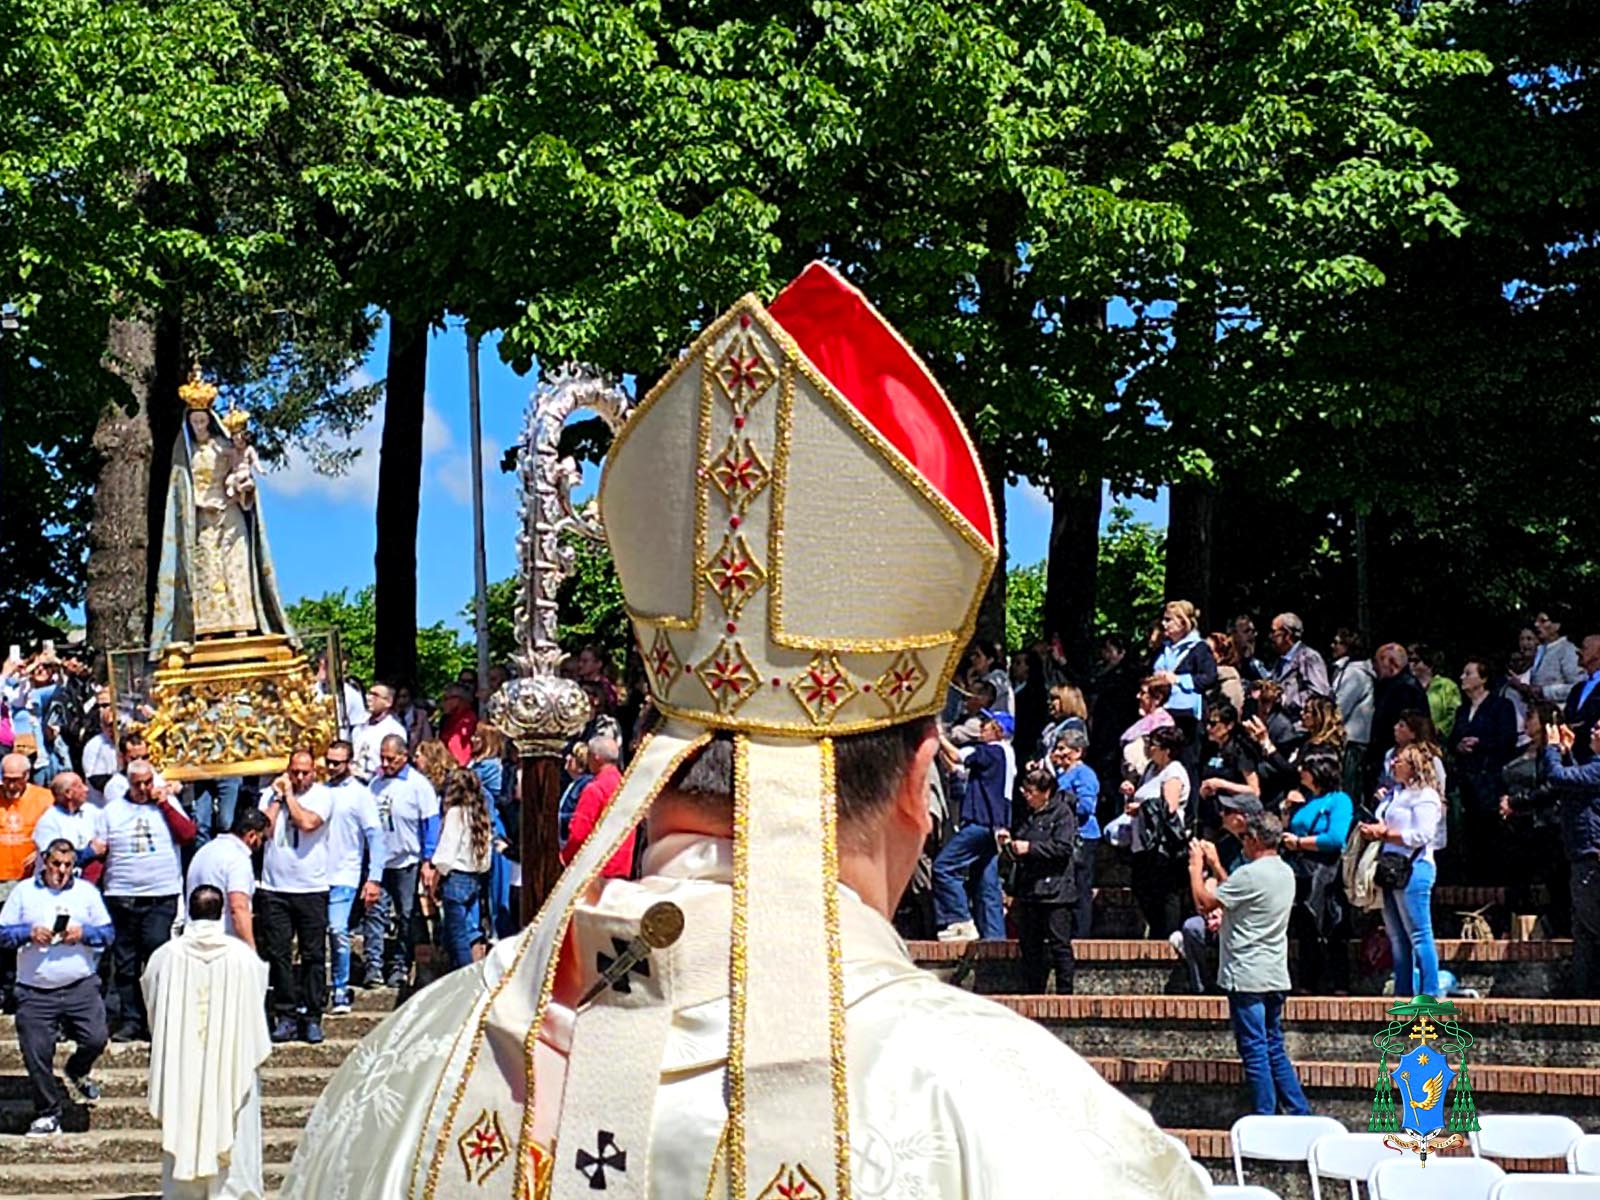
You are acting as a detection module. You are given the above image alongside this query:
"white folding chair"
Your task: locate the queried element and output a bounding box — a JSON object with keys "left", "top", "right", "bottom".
{"left": 1472, "top": 1115, "right": 1586, "bottom": 1162}
{"left": 1231, "top": 1115, "right": 1348, "bottom": 1186}
{"left": 1570, "top": 1134, "right": 1600, "bottom": 1175}
{"left": 1308, "top": 1132, "right": 1396, "bottom": 1200}
{"left": 1213, "top": 1189, "right": 1284, "bottom": 1200}
{"left": 1368, "top": 1156, "right": 1505, "bottom": 1200}
{"left": 1191, "top": 1158, "right": 1216, "bottom": 1191}
{"left": 1490, "top": 1177, "right": 1600, "bottom": 1200}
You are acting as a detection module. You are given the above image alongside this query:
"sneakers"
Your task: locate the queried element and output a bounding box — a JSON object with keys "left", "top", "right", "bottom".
{"left": 936, "top": 920, "right": 980, "bottom": 943}
{"left": 66, "top": 1075, "right": 100, "bottom": 1106}
{"left": 270, "top": 1016, "right": 300, "bottom": 1044}
{"left": 25, "top": 1114, "right": 59, "bottom": 1137}
{"left": 302, "top": 1019, "right": 325, "bottom": 1045}
{"left": 328, "top": 989, "right": 353, "bottom": 1016}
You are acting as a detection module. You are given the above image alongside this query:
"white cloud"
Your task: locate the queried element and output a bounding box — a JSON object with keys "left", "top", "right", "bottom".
{"left": 262, "top": 389, "right": 453, "bottom": 505}
{"left": 432, "top": 434, "right": 503, "bottom": 507}
{"left": 1011, "top": 477, "right": 1052, "bottom": 519}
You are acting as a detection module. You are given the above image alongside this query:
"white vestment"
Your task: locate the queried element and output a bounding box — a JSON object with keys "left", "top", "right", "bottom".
{"left": 285, "top": 834, "right": 1205, "bottom": 1200}
{"left": 143, "top": 919, "right": 272, "bottom": 1199}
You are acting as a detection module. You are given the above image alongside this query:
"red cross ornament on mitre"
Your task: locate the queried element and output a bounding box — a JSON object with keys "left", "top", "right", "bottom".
{"left": 600, "top": 262, "right": 997, "bottom": 737}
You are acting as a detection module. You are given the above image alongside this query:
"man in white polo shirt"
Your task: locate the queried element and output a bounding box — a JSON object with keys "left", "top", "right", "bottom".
{"left": 185, "top": 807, "right": 269, "bottom": 948}
{"left": 257, "top": 750, "right": 333, "bottom": 1045}
{"left": 364, "top": 734, "right": 439, "bottom": 991}
{"left": 0, "top": 838, "right": 114, "bottom": 1136}
{"left": 320, "top": 740, "right": 384, "bottom": 1015}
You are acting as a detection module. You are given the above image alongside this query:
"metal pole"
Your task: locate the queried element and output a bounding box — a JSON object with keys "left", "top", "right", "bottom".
{"left": 467, "top": 330, "right": 490, "bottom": 700}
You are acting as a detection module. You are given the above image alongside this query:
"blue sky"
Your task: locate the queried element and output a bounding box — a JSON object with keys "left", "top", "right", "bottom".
{"left": 259, "top": 321, "right": 1166, "bottom": 634}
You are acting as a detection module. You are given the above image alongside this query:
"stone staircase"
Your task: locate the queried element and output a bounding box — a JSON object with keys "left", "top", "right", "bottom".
{"left": 0, "top": 882, "right": 1585, "bottom": 1198}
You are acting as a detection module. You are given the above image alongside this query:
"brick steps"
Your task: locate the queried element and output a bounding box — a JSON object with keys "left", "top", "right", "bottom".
{"left": 910, "top": 936, "right": 1574, "bottom": 997}
{"left": 1, "top": 937, "right": 1590, "bottom": 1198}
{"left": 1087, "top": 1055, "right": 1600, "bottom": 1127}
{"left": 0, "top": 1093, "right": 321, "bottom": 1136}
{"left": 0, "top": 1158, "right": 288, "bottom": 1197}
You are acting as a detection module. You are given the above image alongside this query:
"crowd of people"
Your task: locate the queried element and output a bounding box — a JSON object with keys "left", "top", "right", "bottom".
{"left": 918, "top": 605, "right": 1600, "bottom": 1009}
{"left": 1, "top": 607, "right": 1597, "bottom": 1140}
{"left": 0, "top": 647, "right": 558, "bottom": 1145}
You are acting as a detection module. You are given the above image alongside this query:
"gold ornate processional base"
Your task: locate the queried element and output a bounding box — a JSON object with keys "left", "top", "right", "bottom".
{"left": 142, "top": 634, "right": 336, "bottom": 781}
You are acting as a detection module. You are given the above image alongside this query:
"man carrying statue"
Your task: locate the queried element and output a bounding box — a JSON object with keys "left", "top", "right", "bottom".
{"left": 284, "top": 264, "right": 1204, "bottom": 1198}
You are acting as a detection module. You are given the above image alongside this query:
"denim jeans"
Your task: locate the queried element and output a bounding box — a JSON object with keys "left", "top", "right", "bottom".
{"left": 191, "top": 776, "right": 242, "bottom": 846}
{"left": 930, "top": 824, "right": 1005, "bottom": 938}
{"left": 440, "top": 871, "right": 486, "bottom": 971}
{"left": 1381, "top": 856, "right": 1439, "bottom": 997}
{"left": 364, "top": 864, "right": 420, "bottom": 984}
{"left": 327, "top": 885, "right": 358, "bottom": 994}
{"left": 1228, "top": 991, "right": 1311, "bottom": 1116}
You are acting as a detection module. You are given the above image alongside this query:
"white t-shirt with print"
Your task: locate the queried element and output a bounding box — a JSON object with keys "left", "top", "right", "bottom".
{"left": 258, "top": 783, "right": 335, "bottom": 894}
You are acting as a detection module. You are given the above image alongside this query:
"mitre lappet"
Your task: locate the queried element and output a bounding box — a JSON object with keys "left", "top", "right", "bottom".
{"left": 406, "top": 262, "right": 997, "bottom": 1199}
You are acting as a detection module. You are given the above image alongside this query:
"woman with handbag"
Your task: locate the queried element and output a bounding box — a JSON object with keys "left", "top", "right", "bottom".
{"left": 1360, "top": 743, "right": 1443, "bottom": 997}
{"left": 1281, "top": 750, "right": 1354, "bottom": 992}
{"left": 1118, "top": 724, "right": 1192, "bottom": 938}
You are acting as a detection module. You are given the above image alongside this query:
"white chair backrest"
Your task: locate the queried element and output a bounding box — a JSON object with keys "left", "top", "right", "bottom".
{"left": 1213, "top": 1188, "right": 1285, "bottom": 1200}
{"left": 1191, "top": 1159, "right": 1215, "bottom": 1191}
{"left": 1473, "top": 1115, "right": 1586, "bottom": 1161}
{"left": 1490, "top": 1177, "right": 1600, "bottom": 1200}
{"left": 1232, "top": 1115, "right": 1348, "bottom": 1184}
{"left": 1368, "top": 1156, "right": 1505, "bottom": 1200}
{"left": 1308, "top": 1133, "right": 1398, "bottom": 1200}
{"left": 1570, "top": 1134, "right": 1600, "bottom": 1176}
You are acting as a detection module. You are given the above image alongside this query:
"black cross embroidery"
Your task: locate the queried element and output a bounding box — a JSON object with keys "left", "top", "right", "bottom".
{"left": 575, "top": 1129, "right": 626, "bottom": 1190}
{"left": 595, "top": 937, "right": 651, "bottom": 995}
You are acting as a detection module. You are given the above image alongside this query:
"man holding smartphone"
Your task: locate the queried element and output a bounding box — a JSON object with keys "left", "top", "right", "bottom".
{"left": 0, "top": 838, "right": 115, "bottom": 1136}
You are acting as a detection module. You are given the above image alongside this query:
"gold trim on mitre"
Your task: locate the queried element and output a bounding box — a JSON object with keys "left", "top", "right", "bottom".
{"left": 179, "top": 366, "right": 219, "bottom": 411}
{"left": 599, "top": 266, "right": 997, "bottom": 738}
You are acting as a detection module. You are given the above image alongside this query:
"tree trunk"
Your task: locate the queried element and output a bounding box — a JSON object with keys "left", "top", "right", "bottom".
{"left": 1044, "top": 470, "right": 1102, "bottom": 678}
{"left": 1165, "top": 479, "right": 1216, "bottom": 626}
{"left": 143, "top": 315, "right": 186, "bottom": 630}
{"left": 374, "top": 314, "right": 429, "bottom": 688}
{"left": 87, "top": 316, "right": 158, "bottom": 657}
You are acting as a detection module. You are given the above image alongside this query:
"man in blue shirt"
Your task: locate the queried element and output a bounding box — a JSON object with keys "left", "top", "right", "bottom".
{"left": 0, "top": 838, "right": 115, "bottom": 1136}
{"left": 1545, "top": 721, "right": 1600, "bottom": 996}
{"left": 365, "top": 735, "right": 440, "bottom": 990}
{"left": 931, "top": 710, "right": 1014, "bottom": 941}
{"left": 1051, "top": 728, "right": 1101, "bottom": 938}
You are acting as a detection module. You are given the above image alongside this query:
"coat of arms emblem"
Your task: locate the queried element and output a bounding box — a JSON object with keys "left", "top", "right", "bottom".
{"left": 1369, "top": 993, "right": 1480, "bottom": 1162}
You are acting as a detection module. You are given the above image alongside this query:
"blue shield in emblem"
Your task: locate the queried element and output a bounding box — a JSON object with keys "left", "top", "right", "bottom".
{"left": 1390, "top": 1044, "right": 1455, "bottom": 1136}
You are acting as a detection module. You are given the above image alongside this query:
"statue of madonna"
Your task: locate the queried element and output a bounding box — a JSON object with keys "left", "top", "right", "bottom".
{"left": 148, "top": 371, "right": 294, "bottom": 654}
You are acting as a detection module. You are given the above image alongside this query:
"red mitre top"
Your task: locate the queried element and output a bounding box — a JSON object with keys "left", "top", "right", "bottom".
{"left": 767, "top": 263, "right": 995, "bottom": 545}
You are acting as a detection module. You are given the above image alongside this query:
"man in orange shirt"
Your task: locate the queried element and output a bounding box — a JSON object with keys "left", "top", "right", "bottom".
{"left": 0, "top": 753, "right": 56, "bottom": 1010}
{"left": 558, "top": 735, "right": 629, "bottom": 876}
{"left": 0, "top": 754, "right": 53, "bottom": 890}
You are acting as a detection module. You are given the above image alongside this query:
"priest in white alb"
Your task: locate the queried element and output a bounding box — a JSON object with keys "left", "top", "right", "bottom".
{"left": 143, "top": 884, "right": 272, "bottom": 1199}
{"left": 284, "top": 264, "right": 1207, "bottom": 1199}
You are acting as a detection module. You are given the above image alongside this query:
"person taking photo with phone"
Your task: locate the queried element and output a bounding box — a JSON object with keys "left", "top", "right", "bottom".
{"left": 0, "top": 838, "right": 114, "bottom": 1136}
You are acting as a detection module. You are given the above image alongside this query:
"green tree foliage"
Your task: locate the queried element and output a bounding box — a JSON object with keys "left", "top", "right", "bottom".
{"left": 287, "top": 586, "right": 469, "bottom": 697}
{"left": 1005, "top": 563, "right": 1047, "bottom": 652}
{"left": 1096, "top": 504, "right": 1166, "bottom": 643}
